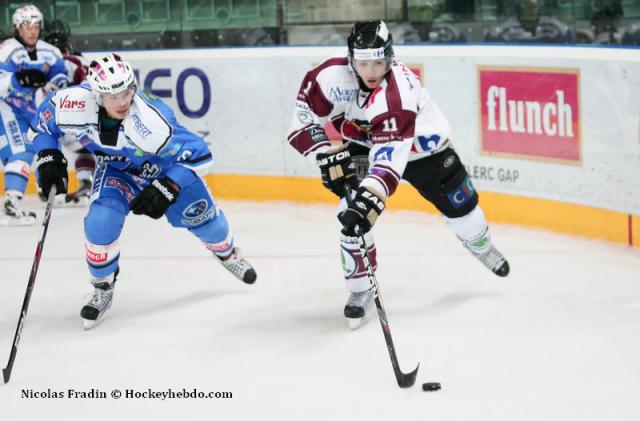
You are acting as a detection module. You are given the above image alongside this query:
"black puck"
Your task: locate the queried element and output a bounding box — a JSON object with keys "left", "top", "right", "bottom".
{"left": 422, "top": 382, "right": 441, "bottom": 391}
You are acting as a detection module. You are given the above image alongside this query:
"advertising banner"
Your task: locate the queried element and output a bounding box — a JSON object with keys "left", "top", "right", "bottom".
{"left": 478, "top": 66, "right": 581, "bottom": 164}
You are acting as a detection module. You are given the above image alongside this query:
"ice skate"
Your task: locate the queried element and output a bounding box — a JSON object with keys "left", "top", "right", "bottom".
{"left": 0, "top": 191, "right": 36, "bottom": 226}
{"left": 81, "top": 270, "right": 118, "bottom": 330}
{"left": 344, "top": 289, "right": 374, "bottom": 330}
{"left": 55, "top": 179, "right": 92, "bottom": 207}
{"left": 216, "top": 247, "right": 257, "bottom": 284}
{"left": 462, "top": 230, "right": 510, "bottom": 277}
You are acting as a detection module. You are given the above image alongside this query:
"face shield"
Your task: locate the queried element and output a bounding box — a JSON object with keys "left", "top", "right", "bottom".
{"left": 100, "top": 88, "right": 136, "bottom": 109}
{"left": 350, "top": 46, "right": 393, "bottom": 79}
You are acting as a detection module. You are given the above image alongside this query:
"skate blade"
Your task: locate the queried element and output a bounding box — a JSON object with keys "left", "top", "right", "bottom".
{"left": 347, "top": 313, "right": 371, "bottom": 330}
{"left": 83, "top": 314, "right": 107, "bottom": 330}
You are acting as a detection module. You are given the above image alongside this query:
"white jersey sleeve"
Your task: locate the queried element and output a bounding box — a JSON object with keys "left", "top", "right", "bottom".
{"left": 287, "top": 57, "right": 356, "bottom": 162}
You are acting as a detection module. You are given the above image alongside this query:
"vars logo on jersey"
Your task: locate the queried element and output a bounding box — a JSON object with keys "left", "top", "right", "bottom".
{"left": 59, "top": 95, "right": 86, "bottom": 110}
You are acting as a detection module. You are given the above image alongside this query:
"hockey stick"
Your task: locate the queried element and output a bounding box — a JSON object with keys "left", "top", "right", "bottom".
{"left": 3, "top": 186, "right": 56, "bottom": 384}
{"left": 343, "top": 186, "right": 419, "bottom": 388}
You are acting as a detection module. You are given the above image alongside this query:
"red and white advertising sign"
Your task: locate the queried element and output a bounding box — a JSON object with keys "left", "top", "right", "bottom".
{"left": 478, "top": 66, "right": 581, "bottom": 164}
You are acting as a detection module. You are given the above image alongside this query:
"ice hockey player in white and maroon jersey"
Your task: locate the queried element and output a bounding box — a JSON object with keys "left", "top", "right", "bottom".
{"left": 44, "top": 20, "right": 95, "bottom": 206}
{"left": 288, "top": 20, "right": 510, "bottom": 329}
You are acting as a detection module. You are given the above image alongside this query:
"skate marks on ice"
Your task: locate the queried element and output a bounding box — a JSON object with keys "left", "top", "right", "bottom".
{"left": 0, "top": 200, "right": 639, "bottom": 421}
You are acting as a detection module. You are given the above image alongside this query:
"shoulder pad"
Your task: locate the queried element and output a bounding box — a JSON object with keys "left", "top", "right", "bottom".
{"left": 53, "top": 86, "right": 97, "bottom": 126}
{"left": 0, "top": 38, "right": 23, "bottom": 61}
{"left": 123, "top": 94, "right": 172, "bottom": 154}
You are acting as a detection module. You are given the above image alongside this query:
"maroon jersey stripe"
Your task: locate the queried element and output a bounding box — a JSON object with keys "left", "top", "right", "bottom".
{"left": 385, "top": 71, "right": 402, "bottom": 111}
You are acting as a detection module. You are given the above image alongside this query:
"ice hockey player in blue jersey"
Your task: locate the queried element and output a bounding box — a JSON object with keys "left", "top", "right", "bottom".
{"left": 0, "top": 4, "right": 67, "bottom": 225}
{"left": 30, "top": 53, "right": 257, "bottom": 329}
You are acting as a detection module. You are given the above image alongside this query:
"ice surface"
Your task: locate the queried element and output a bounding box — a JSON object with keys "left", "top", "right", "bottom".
{"left": 1, "top": 199, "right": 639, "bottom": 420}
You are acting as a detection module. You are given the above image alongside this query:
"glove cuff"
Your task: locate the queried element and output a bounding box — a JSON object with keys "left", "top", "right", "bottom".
{"left": 357, "top": 187, "right": 385, "bottom": 226}
{"left": 152, "top": 178, "right": 179, "bottom": 203}
{"left": 36, "top": 149, "right": 68, "bottom": 168}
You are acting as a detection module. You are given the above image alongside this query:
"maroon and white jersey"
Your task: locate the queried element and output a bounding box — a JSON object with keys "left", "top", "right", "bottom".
{"left": 63, "top": 53, "right": 89, "bottom": 85}
{"left": 288, "top": 57, "right": 451, "bottom": 199}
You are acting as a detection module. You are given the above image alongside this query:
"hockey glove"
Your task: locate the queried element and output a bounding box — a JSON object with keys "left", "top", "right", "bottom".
{"left": 316, "top": 148, "right": 358, "bottom": 198}
{"left": 16, "top": 68, "right": 48, "bottom": 88}
{"left": 130, "top": 178, "right": 180, "bottom": 219}
{"left": 36, "top": 149, "right": 69, "bottom": 197}
{"left": 338, "top": 187, "right": 385, "bottom": 236}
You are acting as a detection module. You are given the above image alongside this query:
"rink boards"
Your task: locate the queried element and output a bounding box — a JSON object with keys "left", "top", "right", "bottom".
{"left": 2, "top": 45, "right": 639, "bottom": 247}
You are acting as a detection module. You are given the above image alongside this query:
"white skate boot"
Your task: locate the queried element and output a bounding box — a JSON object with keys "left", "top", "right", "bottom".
{"left": 462, "top": 228, "right": 510, "bottom": 277}
{"left": 215, "top": 247, "right": 257, "bottom": 284}
{"left": 0, "top": 191, "right": 36, "bottom": 226}
{"left": 81, "top": 270, "right": 118, "bottom": 330}
{"left": 344, "top": 289, "right": 374, "bottom": 330}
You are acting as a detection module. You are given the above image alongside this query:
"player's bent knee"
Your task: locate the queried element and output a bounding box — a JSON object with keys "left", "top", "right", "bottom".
{"left": 84, "top": 198, "right": 127, "bottom": 244}
{"left": 439, "top": 164, "right": 478, "bottom": 218}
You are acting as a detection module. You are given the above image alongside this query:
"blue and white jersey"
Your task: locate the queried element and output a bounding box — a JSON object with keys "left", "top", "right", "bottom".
{"left": 0, "top": 37, "right": 67, "bottom": 122}
{"left": 30, "top": 85, "right": 213, "bottom": 189}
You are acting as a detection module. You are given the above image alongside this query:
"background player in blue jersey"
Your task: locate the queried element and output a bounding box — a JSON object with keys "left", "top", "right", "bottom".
{"left": 44, "top": 19, "right": 96, "bottom": 206}
{"left": 30, "top": 53, "right": 257, "bottom": 329}
{"left": 0, "top": 4, "right": 67, "bottom": 225}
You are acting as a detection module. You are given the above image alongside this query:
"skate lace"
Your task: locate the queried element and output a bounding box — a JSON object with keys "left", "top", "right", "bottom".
{"left": 222, "top": 256, "right": 252, "bottom": 278}
{"left": 88, "top": 287, "right": 113, "bottom": 311}
{"left": 347, "top": 290, "right": 372, "bottom": 308}
{"left": 479, "top": 246, "right": 506, "bottom": 271}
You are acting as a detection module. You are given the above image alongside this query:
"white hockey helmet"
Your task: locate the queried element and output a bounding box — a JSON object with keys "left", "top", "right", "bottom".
{"left": 87, "top": 54, "right": 137, "bottom": 103}
{"left": 12, "top": 4, "right": 43, "bottom": 27}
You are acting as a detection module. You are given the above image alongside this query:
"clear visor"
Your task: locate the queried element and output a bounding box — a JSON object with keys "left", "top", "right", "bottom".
{"left": 100, "top": 88, "right": 135, "bottom": 107}
{"left": 352, "top": 58, "right": 391, "bottom": 79}
{"left": 18, "top": 21, "right": 40, "bottom": 29}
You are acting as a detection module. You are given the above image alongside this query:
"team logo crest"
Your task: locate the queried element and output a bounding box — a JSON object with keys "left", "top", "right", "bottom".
{"left": 183, "top": 199, "right": 208, "bottom": 218}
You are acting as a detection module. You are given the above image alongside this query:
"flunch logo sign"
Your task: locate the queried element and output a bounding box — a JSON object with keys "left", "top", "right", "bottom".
{"left": 478, "top": 66, "right": 581, "bottom": 164}
{"left": 59, "top": 94, "right": 86, "bottom": 110}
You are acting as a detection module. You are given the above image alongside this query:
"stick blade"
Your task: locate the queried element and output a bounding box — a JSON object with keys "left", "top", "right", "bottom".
{"left": 3, "top": 367, "right": 11, "bottom": 384}
{"left": 397, "top": 363, "right": 419, "bottom": 388}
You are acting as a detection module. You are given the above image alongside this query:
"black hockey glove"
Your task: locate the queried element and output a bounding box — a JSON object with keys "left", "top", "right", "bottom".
{"left": 130, "top": 178, "right": 180, "bottom": 219}
{"left": 36, "top": 149, "right": 68, "bottom": 197}
{"left": 16, "top": 68, "right": 48, "bottom": 88}
{"left": 338, "top": 187, "right": 385, "bottom": 236}
{"left": 316, "top": 149, "right": 358, "bottom": 198}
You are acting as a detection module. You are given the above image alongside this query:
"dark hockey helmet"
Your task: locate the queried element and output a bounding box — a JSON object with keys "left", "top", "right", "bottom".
{"left": 45, "top": 19, "right": 72, "bottom": 53}
{"left": 347, "top": 20, "right": 394, "bottom": 63}
{"left": 45, "top": 31, "right": 69, "bottom": 53}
